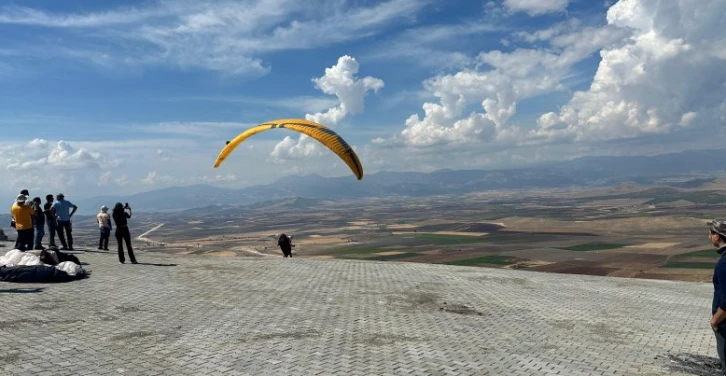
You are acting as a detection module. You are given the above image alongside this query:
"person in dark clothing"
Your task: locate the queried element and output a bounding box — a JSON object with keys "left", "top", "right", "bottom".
{"left": 278, "top": 233, "right": 295, "bottom": 258}
{"left": 32, "top": 197, "right": 45, "bottom": 250}
{"left": 709, "top": 218, "right": 726, "bottom": 374}
{"left": 112, "top": 202, "right": 137, "bottom": 264}
{"left": 43, "top": 194, "right": 57, "bottom": 248}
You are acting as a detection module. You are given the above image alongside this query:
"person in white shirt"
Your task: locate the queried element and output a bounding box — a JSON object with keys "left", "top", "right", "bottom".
{"left": 96, "top": 206, "right": 112, "bottom": 251}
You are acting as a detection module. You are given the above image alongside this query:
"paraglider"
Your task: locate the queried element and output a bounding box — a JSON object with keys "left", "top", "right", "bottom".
{"left": 214, "top": 118, "right": 363, "bottom": 180}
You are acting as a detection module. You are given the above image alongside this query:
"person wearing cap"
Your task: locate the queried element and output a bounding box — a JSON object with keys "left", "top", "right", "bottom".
{"left": 10, "top": 194, "right": 35, "bottom": 251}
{"left": 51, "top": 193, "right": 77, "bottom": 251}
{"left": 97, "top": 205, "right": 112, "bottom": 251}
{"left": 709, "top": 218, "right": 726, "bottom": 373}
{"left": 10, "top": 189, "right": 31, "bottom": 229}
{"left": 43, "top": 194, "right": 57, "bottom": 248}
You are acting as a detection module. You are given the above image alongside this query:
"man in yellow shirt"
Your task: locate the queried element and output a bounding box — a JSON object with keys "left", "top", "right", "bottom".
{"left": 11, "top": 194, "right": 35, "bottom": 251}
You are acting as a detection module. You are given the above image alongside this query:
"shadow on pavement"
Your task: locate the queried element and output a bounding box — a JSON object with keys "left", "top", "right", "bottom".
{"left": 134, "top": 263, "right": 177, "bottom": 267}
{"left": 664, "top": 353, "right": 722, "bottom": 376}
{"left": 0, "top": 288, "right": 45, "bottom": 294}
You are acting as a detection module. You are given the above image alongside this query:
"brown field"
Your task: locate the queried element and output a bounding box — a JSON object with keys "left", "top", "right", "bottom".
{"left": 12, "top": 181, "right": 725, "bottom": 283}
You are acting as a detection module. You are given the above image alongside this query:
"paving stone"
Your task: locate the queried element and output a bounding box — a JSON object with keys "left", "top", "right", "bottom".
{"left": 0, "top": 251, "right": 719, "bottom": 375}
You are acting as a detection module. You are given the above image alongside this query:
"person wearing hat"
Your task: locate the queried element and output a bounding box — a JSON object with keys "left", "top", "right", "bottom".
{"left": 51, "top": 193, "right": 77, "bottom": 251}
{"left": 10, "top": 189, "right": 31, "bottom": 229}
{"left": 708, "top": 218, "right": 726, "bottom": 372}
{"left": 10, "top": 194, "right": 35, "bottom": 251}
{"left": 97, "top": 205, "right": 112, "bottom": 251}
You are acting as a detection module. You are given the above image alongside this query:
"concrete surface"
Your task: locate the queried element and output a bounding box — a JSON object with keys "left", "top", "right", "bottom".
{"left": 0, "top": 249, "right": 720, "bottom": 375}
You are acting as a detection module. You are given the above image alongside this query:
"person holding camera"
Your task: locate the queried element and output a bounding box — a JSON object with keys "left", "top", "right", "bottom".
{"left": 112, "top": 202, "right": 137, "bottom": 264}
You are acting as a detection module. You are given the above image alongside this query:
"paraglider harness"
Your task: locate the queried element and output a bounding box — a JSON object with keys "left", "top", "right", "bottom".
{"left": 278, "top": 234, "right": 294, "bottom": 257}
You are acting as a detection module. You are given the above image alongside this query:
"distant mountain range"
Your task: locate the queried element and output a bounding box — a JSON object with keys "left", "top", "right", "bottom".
{"left": 72, "top": 148, "right": 726, "bottom": 214}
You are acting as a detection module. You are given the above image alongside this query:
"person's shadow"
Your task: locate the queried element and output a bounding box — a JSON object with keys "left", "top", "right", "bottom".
{"left": 0, "top": 288, "right": 44, "bottom": 294}
{"left": 133, "top": 262, "right": 177, "bottom": 267}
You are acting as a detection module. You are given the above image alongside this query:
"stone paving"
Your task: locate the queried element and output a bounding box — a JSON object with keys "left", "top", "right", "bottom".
{"left": 0, "top": 249, "right": 721, "bottom": 375}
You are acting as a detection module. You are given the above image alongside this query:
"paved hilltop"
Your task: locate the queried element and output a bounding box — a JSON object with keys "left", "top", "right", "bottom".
{"left": 0, "top": 250, "right": 720, "bottom": 376}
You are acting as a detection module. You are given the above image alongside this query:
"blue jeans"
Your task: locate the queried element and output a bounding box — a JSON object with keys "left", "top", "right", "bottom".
{"left": 34, "top": 225, "right": 45, "bottom": 250}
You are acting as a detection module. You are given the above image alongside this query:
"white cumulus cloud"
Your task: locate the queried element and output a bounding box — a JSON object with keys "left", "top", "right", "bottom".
{"left": 529, "top": 0, "right": 726, "bottom": 144}
{"left": 270, "top": 55, "right": 382, "bottom": 161}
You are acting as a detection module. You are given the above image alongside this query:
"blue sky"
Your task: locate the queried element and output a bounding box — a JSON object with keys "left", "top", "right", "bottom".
{"left": 0, "top": 0, "right": 724, "bottom": 199}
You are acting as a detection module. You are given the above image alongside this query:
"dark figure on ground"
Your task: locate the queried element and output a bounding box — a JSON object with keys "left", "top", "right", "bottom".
{"left": 32, "top": 197, "right": 45, "bottom": 250}
{"left": 51, "top": 193, "right": 77, "bottom": 250}
{"left": 112, "top": 202, "right": 137, "bottom": 264}
{"left": 11, "top": 194, "right": 35, "bottom": 251}
{"left": 97, "top": 205, "right": 112, "bottom": 250}
{"left": 709, "top": 218, "right": 726, "bottom": 374}
{"left": 278, "top": 233, "right": 295, "bottom": 258}
{"left": 43, "top": 194, "right": 57, "bottom": 248}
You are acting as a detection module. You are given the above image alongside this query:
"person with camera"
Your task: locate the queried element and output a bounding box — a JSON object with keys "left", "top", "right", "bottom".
{"left": 112, "top": 202, "right": 137, "bottom": 264}
{"left": 10, "top": 193, "right": 36, "bottom": 251}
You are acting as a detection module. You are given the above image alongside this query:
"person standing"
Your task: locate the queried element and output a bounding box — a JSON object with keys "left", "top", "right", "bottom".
{"left": 97, "top": 206, "right": 112, "bottom": 251}
{"left": 43, "top": 194, "right": 57, "bottom": 248}
{"left": 31, "top": 197, "right": 45, "bottom": 250}
{"left": 51, "top": 193, "right": 77, "bottom": 251}
{"left": 709, "top": 218, "right": 726, "bottom": 374}
{"left": 277, "top": 233, "right": 295, "bottom": 258}
{"left": 112, "top": 202, "right": 137, "bottom": 264}
{"left": 10, "top": 194, "right": 35, "bottom": 251}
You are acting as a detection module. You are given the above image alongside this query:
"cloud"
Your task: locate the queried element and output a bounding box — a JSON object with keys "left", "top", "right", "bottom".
{"left": 0, "top": 0, "right": 429, "bottom": 76}
{"left": 305, "top": 55, "right": 384, "bottom": 125}
{"left": 270, "top": 55, "right": 382, "bottom": 161}
{"left": 141, "top": 171, "right": 158, "bottom": 185}
{"left": 364, "top": 22, "right": 503, "bottom": 68}
{"left": 137, "top": 122, "right": 252, "bottom": 137}
{"left": 5, "top": 139, "right": 108, "bottom": 170}
{"left": 163, "top": 95, "right": 339, "bottom": 114}
{"left": 392, "top": 20, "right": 627, "bottom": 148}
{"left": 529, "top": 0, "right": 726, "bottom": 144}
{"left": 503, "top": 0, "right": 571, "bottom": 16}
{"left": 0, "top": 139, "right": 118, "bottom": 197}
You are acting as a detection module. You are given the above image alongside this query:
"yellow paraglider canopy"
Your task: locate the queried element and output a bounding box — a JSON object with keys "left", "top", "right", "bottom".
{"left": 214, "top": 118, "right": 364, "bottom": 180}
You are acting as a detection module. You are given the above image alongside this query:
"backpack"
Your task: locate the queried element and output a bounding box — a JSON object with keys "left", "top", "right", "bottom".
{"left": 278, "top": 234, "right": 288, "bottom": 247}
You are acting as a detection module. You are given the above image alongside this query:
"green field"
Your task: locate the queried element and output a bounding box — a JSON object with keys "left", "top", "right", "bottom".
{"left": 645, "top": 192, "right": 726, "bottom": 205}
{"left": 558, "top": 243, "right": 629, "bottom": 252}
{"left": 681, "top": 249, "right": 720, "bottom": 258}
{"left": 661, "top": 262, "right": 716, "bottom": 269}
{"left": 328, "top": 248, "right": 394, "bottom": 254}
{"left": 444, "top": 255, "right": 519, "bottom": 266}
{"left": 367, "top": 253, "right": 420, "bottom": 261}
{"left": 399, "top": 234, "right": 490, "bottom": 245}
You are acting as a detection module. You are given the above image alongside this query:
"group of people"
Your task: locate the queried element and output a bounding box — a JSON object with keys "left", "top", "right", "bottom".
{"left": 9, "top": 189, "right": 137, "bottom": 264}
{"left": 96, "top": 202, "right": 137, "bottom": 264}
{"left": 11, "top": 190, "right": 76, "bottom": 251}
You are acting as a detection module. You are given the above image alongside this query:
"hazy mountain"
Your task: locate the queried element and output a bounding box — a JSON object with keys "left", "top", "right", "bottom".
{"left": 71, "top": 148, "right": 726, "bottom": 214}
